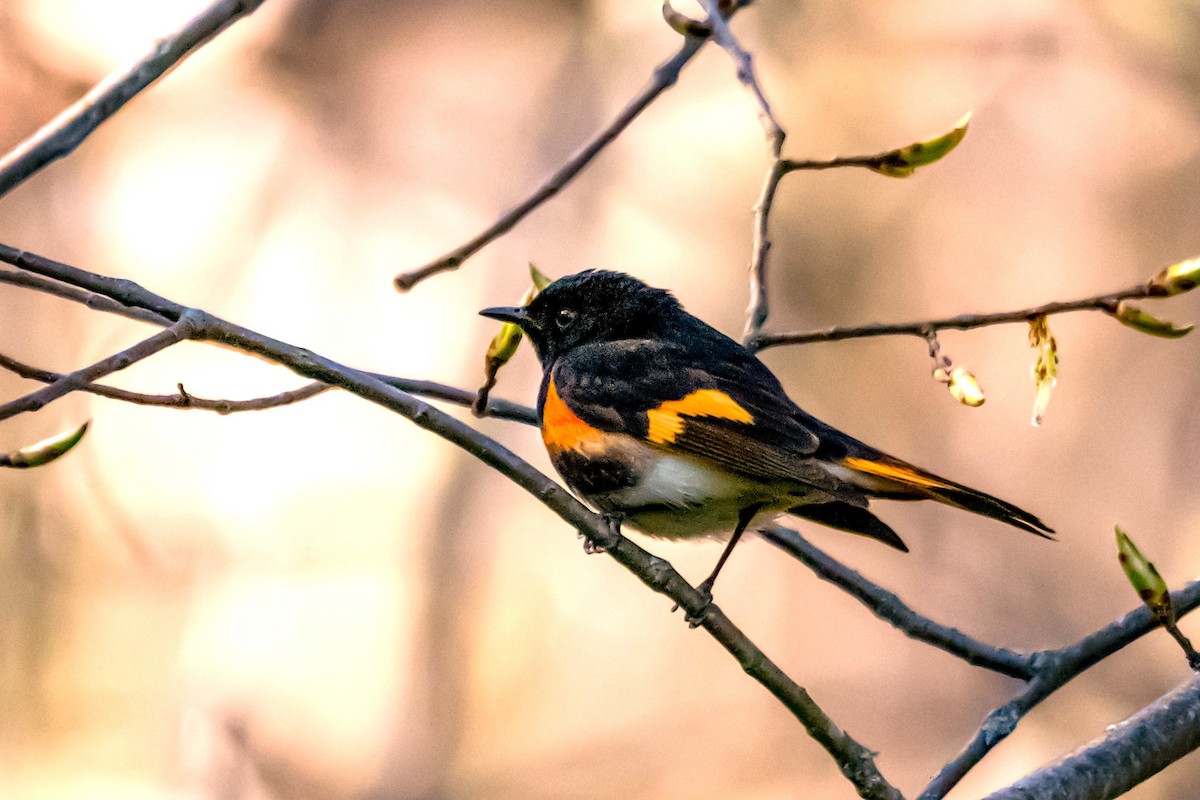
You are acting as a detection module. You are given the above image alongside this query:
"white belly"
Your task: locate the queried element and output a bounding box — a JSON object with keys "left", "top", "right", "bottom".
{"left": 599, "top": 452, "right": 783, "bottom": 540}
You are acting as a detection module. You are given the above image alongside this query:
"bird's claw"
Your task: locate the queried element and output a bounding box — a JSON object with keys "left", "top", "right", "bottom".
{"left": 581, "top": 536, "right": 607, "bottom": 554}
{"left": 579, "top": 513, "right": 623, "bottom": 554}
{"left": 672, "top": 580, "right": 714, "bottom": 627}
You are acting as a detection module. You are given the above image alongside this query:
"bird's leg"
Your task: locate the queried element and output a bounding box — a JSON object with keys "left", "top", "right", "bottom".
{"left": 582, "top": 512, "right": 623, "bottom": 554}
{"left": 697, "top": 503, "right": 763, "bottom": 598}
{"left": 677, "top": 503, "right": 764, "bottom": 626}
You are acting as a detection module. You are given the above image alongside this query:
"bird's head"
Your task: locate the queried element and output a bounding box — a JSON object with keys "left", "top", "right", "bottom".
{"left": 480, "top": 270, "right": 681, "bottom": 365}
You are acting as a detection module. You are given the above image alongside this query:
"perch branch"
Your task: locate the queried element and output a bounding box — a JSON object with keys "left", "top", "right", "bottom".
{"left": 0, "top": 240, "right": 900, "bottom": 799}
{"left": 0, "top": 0, "right": 267, "bottom": 198}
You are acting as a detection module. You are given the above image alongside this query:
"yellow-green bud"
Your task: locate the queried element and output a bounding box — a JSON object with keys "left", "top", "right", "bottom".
{"left": 2, "top": 421, "right": 90, "bottom": 469}
{"left": 870, "top": 112, "right": 970, "bottom": 178}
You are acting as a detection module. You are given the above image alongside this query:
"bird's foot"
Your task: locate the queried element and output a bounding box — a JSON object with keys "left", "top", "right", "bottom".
{"left": 672, "top": 579, "right": 714, "bottom": 628}
{"left": 580, "top": 512, "right": 623, "bottom": 554}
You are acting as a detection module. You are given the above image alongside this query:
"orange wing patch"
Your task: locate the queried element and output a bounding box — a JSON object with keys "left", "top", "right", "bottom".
{"left": 842, "top": 456, "right": 948, "bottom": 490}
{"left": 646, "top": 389, "right": 754, "bottom": 445}
{"left": 542, "top": 378, "right": 607, "bottom": 452}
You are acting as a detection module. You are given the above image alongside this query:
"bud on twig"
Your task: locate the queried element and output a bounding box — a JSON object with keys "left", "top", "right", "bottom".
{"left": 1149, "top": 256, "right": 1200, "bottom": 297}
{"left": 0, "top": 420, "right": 90, "bottom": 468}
{"left": 869, "top": 112, "right": 970, "bottom": 178}
{"left": 661, "top": 1, "right": 712, "bottom": 38}
{"left": 927, "top": 331, "right": 985, "bottom": 407}
{"left": 1115, "top": 526, "right": 1200, "bottom": 672}
{"left": 1109, "top": 301, "right": 1194, "bottom": 339}
{"left": 1029, "top": 315, "right": 1058, "bottom": 426}
{"left": 473, "top": 265, "right": 554, "bottom": 416}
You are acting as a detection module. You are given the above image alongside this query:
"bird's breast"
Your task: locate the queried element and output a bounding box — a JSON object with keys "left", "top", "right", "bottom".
{"left": 547, "top": 431, "right": 784, "bottom": 540}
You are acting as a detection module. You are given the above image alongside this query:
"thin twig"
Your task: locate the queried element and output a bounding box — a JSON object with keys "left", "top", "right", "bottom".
{"left": 366, "top": 373, "right": 538, "bottom": 426}
{"left": 0, "top": 352, "right": 329, "bottom": 413}
{"left": 0, "top": 241, "right": 901, "bottom": 799}
{"left": 0, "top": 269, "right": 171, "bottom": 327}
{"left": 0, "top": 350, "right": 538, "bottom": 424}
{"left": 0, "top": 0, "right": 267, "bottom": 198}
{"left": 744, "top": 157, "right": 786, "bottom": 342}
{"left": 749, "top": 283, "right": 1156, "bottom": 351}
{"left": 699, "top": 0, "right": 785, "bottom": 156}
{"left": 780, "top": 153, "right": 941, "bottom": 175}
{"left": 692, "top": 0, "right": 787, "bottom": 344}
{"left": 0, "top": 311, "right": 200, "bottom": 422}
{"left": 393, "top": 31, "right": 717, "bottom": 291}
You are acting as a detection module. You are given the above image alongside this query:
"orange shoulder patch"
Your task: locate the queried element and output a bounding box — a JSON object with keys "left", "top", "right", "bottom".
{"left": 542, "top": 378, "right": 606, "bottom": 452}
{"left": 842, "top": 456, "right": 948, "bottom": 490}
{"left": 646, "top": 389, "right": 754, "bottom": 445}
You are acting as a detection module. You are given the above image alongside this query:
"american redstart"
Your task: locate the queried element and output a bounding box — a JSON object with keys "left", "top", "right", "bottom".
{"left": 481, "top": 270, "right": 1052, "bottom": 596}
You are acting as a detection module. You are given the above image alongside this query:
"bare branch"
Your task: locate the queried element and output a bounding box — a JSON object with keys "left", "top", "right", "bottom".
{"left": 744, "top": 158, "right": 786, "bottom": 342}
{"left": 0, "top": 0, "right": 267, "bottom": 198}
{"left": 918, "top": 579, "right": 1200, "bottom": 799}
{"left": 699, "top": 0, "right": 785, "bottom": 156}
{"left": 367, "top": 374, "right": 538, "bottom": 426}
{"left": 0, "top": 311, "right": 201, "bottom": 422}
{"left": 982, "top": 676, "right": 1200, "bottom": 800}
{"left": 749, "top": 283, "right": 1160, "bottom": 351}
{"left": 0, "top": 350, "right": 538, "bottom": 423}
{"left": 392, "top": 33, "right": 714, "bottom": 291}
{"left": 0, "top": 241, "right": 901, "bottom": 799}
{"left": 0, "top": 244, "right": 187, "bottom": 320}
{"left": 761, "top": 525, "right": 1035, "bottom": 679}
{"left": 0, "top": 261, "right": 537, "bottom": 424}
{"left": 0, "top": 269, "right": 171, "bottom": 326}
{"left": 688, "top": 0, "right": 788, "bottom": 344}
{"left": 0, "top": 351, "right": 329, "bottom": 413}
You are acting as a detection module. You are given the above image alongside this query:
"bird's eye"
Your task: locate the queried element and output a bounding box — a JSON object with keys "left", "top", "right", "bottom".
{"left": 555, "top": 308, "right": 577, "bottom": 330}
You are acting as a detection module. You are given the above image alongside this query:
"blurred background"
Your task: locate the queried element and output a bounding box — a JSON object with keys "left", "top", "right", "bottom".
{"left": 2, "top": 1, "right": 1200, "bottom": 797}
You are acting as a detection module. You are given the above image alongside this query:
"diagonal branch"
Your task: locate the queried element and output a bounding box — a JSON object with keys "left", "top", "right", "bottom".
{"left": 392, "top": 29, "right": 720, "bottom": 291}
{"left": 918, "top": 579, "right": 1200, "bottom": 800}
{"left": 761, "top": 525, "right": 1035, "bottom": 679}
{"left": 0, "top": 240, "right": 901, "bottom": 800}
{"left": 0, "top": 0, "right": 267, "bottom": 199}
{"left": 0, "top": 311, "right": 201, "bottom": 422}
{"left": 0, "top": 269, "right": 171, "bottom": 326}
{"left": 982, "top": 675, "right": 1200, "bottom": 800}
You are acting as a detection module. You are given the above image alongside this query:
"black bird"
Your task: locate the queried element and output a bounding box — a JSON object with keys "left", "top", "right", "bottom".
{"left": 481, "top": 270, "right": 1053, "bottom": 594}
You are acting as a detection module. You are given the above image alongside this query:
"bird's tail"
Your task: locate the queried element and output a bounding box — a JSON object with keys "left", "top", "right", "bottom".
{"left": 837, "top": 454, "right": 1055, "bottom": 539}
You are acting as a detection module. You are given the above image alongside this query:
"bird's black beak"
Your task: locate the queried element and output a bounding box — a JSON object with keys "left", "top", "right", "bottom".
{"left": 479, "top": 305, "right": 536, "bottom": 330}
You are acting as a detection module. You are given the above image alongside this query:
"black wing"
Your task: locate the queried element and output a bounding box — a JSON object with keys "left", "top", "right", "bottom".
{"left": 548, "top": 339, "right": 841, "bottom": 490}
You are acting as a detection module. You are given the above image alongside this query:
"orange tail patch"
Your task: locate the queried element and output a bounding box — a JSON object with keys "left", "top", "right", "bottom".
{"left": 841, "top": 456, "right": 949, "bottom": 491}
